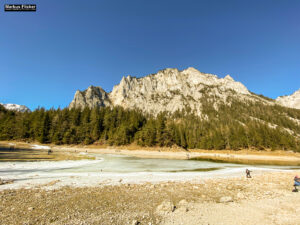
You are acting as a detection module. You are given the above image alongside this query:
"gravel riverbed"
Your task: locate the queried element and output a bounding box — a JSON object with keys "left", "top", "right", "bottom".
{"left": 1, "top": 171, "right": 300, "bottom": 225}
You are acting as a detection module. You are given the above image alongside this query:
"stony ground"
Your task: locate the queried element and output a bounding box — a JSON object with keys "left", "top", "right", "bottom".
{"left": 1, "top": 171, "right": 300, "bottom": 225}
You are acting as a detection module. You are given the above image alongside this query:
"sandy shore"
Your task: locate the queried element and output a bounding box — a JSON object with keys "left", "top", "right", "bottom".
{"left": 1, "top": 141, "right": 300, "bottom": 224}
{"left": 1, "top": 171, "right": 300, "bottom": 225}
{"left": 52, "top": 145, "right": 300, "bottom": 166}
{"left": 1, "top": 141, "right": 300, "bottom": 165}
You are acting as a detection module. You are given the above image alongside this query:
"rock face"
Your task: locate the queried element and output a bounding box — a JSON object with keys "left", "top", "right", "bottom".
{"left": 276, "top": 89, "right": 300, "bottom": 109}
{"left": 69, "top": 67, "right": 253, "bottom": 115}
{"left": 0, "top": 103, "right": 31, "bottom": 113}
{"left": 69, "top": 86, "right": 111, "bottom": 109}
{"left": 219, "top": 196, "right": 233, "bottom": 203}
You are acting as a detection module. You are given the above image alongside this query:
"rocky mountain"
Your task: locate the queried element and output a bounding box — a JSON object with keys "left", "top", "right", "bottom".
{"left": 69, "top": 67, "right": 270, "bottom": 116}
{"left": 1, "top": 68, "right": 299, "bottom": 151}
{"left": 69, "top": 86, "right": 111, "bottom": 109}
{"left": 276, "top": 89, "right": 300, "bottom": 109}
{"left": 0, "top": 103, "right": 31, "bottom": 113}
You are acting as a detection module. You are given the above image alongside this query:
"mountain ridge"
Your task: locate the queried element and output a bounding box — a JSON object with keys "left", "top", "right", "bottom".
{"left": 69, "top": 67, "right": 266, "bottom": 116}
{"left": 1, "top": 68, "right": 300, "bottom": 150}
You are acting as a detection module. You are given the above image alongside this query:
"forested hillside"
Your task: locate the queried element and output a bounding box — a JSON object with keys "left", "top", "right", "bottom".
{"left": 1, "top": 97, "right": 300, "bottom": 151}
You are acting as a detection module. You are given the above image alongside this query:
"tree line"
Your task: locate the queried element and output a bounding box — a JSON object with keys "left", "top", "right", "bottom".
{"left": 0, "top": 98, "right": 299, "bottom": 151}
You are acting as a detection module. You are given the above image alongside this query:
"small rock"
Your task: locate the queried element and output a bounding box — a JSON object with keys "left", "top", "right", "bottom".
{"left": 178, "top": 199, "right": 189, "bottom": 212}
{"left": 155, "top": 201, "right": 175, "bottom": 215}
{"left": 219, "top": 196, "right": 233, "bottom": 203}
{"left": 131, "top": 220, "right": 139, "bottom": 225}
{"left": 237, "top": 193, "right": 244, "bottom": 199}
{"left": 178, "top": 199, "right": 188, "bottom": 205}
{"left": 227, "top": 185, "right": 232, "bottom": 190}
{"left": 35, "top": 193, "right": 42, "bottom": 198}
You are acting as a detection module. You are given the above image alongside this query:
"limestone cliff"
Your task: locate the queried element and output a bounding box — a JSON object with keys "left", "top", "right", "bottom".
{"left": 276, "top": 89, "right": 300, "bottom": 109}
{"left": 69, "top": 86, "right": 111, "bottom": 109}
{"left": 69, "top": 67, "right": 267, "bottom": 115}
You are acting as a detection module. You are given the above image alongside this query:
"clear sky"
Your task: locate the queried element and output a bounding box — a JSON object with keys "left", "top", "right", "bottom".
{"left": 0, "top": 0, "right": 299, "bottom": 110}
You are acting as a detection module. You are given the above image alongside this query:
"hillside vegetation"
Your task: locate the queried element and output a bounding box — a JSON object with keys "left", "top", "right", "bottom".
{"left": 1, "top": 96, "right": 300, "bottom": 151}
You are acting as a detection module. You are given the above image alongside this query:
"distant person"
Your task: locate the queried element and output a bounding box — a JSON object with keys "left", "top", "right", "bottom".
{"left": 186, "top": 153, "right": 190, "bottom": 159}
{"left": 293, "top": 175, "right": 300, "bottom": 192}
{"left": 246, "top": 169, "right": 252, "bottom": 178}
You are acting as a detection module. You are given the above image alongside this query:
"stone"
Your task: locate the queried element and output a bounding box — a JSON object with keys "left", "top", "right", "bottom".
{"left": 35, "top": 193, "right": 42, "bottom": 198}
{"left": 178, "top": 199, "right": 189, "bottom": 212}
{"left": 178, "top": 199, "right": 188, "bottom": 205}
{"left": 219, "top": 196, "right": 233, "bottom": 203}
{"left": 131, "top": 220, "right": 139, "bottom": 225}
{"left": 155, "top": 201, "right": 175, "bottom": 215}
{"left": 236, "top": 192, "right": 244, "bottom": 199}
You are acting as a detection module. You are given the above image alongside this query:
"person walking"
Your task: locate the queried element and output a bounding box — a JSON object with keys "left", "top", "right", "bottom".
{"left": 293, "top": 175, "right": 300, "bottom": 192}
{"left": 246, "top": 169, "right": 252, "bottom": 178}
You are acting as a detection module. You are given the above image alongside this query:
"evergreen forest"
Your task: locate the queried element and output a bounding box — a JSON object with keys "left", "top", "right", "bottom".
{"left": 1, "top": 98, "right": 300, "bottom": 151}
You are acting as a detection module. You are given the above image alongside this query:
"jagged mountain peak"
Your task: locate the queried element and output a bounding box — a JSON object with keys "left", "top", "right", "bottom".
{"left": 69, "top": 86, "right": 111, "bottom": 109}
{"left": 224, "top": 74, "right": 234, "bottom": 81}
{"left": 69, "top": 67, "right": 253, "bottom": 115}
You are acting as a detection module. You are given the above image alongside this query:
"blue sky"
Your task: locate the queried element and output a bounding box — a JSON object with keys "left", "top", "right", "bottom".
{"left": 0, "top": 0, "right": 299, "bottom": 110}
